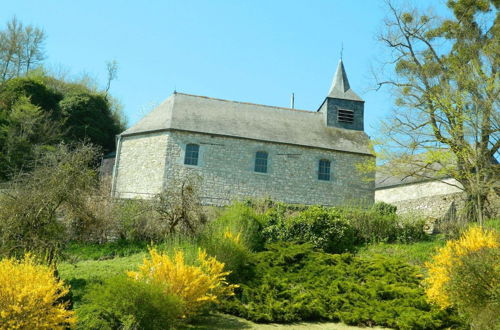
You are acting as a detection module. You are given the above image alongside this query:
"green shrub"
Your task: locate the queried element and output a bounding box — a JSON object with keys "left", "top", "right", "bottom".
{"left": 372, "top": 201, "right": 398, "bottom": 216}
{"left": 448, "top": 247, "right": 500, "bottom": 329}
{"left": 77, "top": 276, "right": 182, "bottom": 330}
{"left": 183, "top": 202, "right": 265, "bottom": 283}
{"left": 395, "top": 216, "right": 428, "bottom": 243}
{"left": 262, "top": 206, "right": 357, "bottom": 253}
{"left": 260, "top": 203, "right": 428, "bottom": 252}
{"left": 207, "top": 202, "right": 265, "bottom": 251}
{"left": 220, "top": 243, "right": 461, "bottom": 328}
{"left": 346, "top": 207, "right": 399, "bottom": 243}
{"left": 199, "top": 233, "right": 254, "bottom": 284}
{"left": 158, "top": 230, "right": 254, "bottom": 284}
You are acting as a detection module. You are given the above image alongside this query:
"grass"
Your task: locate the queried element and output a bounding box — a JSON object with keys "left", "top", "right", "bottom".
{"left": 356, "top": 235, "right": 446, "bottom": 267}
{"left": 58, "top": 252, "right": 146, "bottom": 307}
{"left": 181, "top": 313, "right": 387, "bottom": 329}
{"left": 63, "top": 239, "right": 148, "bottom": 261}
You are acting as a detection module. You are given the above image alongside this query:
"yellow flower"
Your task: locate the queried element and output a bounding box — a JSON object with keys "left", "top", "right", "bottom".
{"left": 128, "top": 248, "right": 238, "bottom": 318}
{"left": 0, "top": 254, "right": 76, "bottom": 329}
{"left": 424, "top": 226, "right": 499, "bottom": 308}
{"left": 223, "top": 228, "right": 241, "bottom": 244}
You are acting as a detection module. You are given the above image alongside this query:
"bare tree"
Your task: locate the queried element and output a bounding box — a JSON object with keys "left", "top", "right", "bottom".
{"left": 154, "top": 174, "right": 205, "bottom": 235}
{"left": 0, "top": 17, "right": 46, "bottom": 82}
{"left": 104, "top": 60, "right": 118, "bottom": 95}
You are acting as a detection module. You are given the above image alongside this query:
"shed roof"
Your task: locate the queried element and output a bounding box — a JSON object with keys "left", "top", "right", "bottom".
{"left": 121, "top": 92, "right": 372, "bottom": 155}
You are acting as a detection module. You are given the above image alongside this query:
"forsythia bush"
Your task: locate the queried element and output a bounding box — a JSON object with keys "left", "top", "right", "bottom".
{"left": 0, "top": 254, "right": 76, "bottom": 329}
{"left": 128, "top": 248, "right": 238, "bottom": 317}
{"left": 425, "top": 226, "right": 500, "bottom": 308}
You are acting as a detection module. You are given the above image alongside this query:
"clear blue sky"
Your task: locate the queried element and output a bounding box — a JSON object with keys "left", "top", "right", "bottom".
{"left": 2, "top": 0, "right": 447, "bottom": 138}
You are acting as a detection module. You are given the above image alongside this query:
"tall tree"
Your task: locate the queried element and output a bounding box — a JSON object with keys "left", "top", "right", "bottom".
{"left": 375, "top": 0, "right": 499, "bottom": 223}
{"left": 0, "top": 17, "right": 45, "bottom": 82}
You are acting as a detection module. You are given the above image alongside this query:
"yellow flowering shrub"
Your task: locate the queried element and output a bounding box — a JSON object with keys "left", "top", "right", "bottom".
{"left": 128, "top": 248, "right": 238, "bottom": 317}
{"left": 0, "top": 254, "right": 76, "bottom": 329}
{"left": 425, "top": 226, "right": 499, "bottom": 308}
{"left": 223, "top": 228, "right": 241, "bottom": 244}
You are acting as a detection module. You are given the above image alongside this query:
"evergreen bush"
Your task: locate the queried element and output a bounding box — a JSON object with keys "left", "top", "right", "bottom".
{"left": 221, "top": 243, "right": 461, "bottom": 329}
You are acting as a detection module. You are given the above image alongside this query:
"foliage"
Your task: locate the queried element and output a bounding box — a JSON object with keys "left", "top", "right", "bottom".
{"left": 448, "top": 248, "right": 500, "bottom": 329}
{"left": 372, "top": 201, "right": 397, "bottom": 216}
{"left": 128, "top": 248, "right": 238, "bottom": 318}
{"left": 220, "top": 243, "right": 460, "bottom": 328}
{"left": 199, "top": 231, "right": 254, "bottom": 284}
{"left": 425, "top": 226, "right": 499, "bottom": 310}
{"left": 0, "top": 143, "right": 99, "bottom": 261}
{"left": 262, "top": 205, "right": 357, "bottom": 253}
{"left": 260, "top": 204, "right": 427, "bottom": 252}
{"left": 0, "top": 76, "right": 62, "bottom": 117}
{"left": 208, "top": 202, "right": 265, "bottom": 251}
{"left": 59, "top": 92, "right": 121, "bottom": 152}
{"left": 77, "top": 276, "right": 182, "bottom": 330}
{"left": 0, "top": 254, "right": 75, "bottom": 329}
{"left": 0, "top": 17, "right": 46, "bottom": 82}
{"left": 374, "top": 0, "right": 500, "bottom": 222}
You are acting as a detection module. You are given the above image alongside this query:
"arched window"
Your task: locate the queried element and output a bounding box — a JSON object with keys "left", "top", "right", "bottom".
{"left": 254, "top": 151, "right": 268, "bottom": 173}
{"left": 318, "top": 159, "right": 330, "bottom": 181}
{"left": 184, "top": 144, "right": 199, "bottom": 166}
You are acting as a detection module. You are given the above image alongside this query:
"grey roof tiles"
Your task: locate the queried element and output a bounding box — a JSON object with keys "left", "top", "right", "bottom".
{"left": 121, "top": 92, "right": 371, "bottom": 155}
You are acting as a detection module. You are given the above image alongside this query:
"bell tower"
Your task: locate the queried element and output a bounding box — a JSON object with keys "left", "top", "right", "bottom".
{"left": 319, "top": 59, "right": 364, "bottom": 131}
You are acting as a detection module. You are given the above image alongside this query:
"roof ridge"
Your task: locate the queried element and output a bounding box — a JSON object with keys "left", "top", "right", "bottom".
{"left": 174, "top": 92, "right": 317, "bottom": 114}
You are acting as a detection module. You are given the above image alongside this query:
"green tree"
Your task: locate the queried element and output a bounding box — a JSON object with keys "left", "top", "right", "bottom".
{"left": 0, "top": 17, "right": 46, "bottom": 82}
{"left": 60, "top": 92, "right": 122, "bottom": 153}
{"left": 0, "top": 96, "right": 61, "bottom": 178}
{"left": 375, "top": 0, "right": 499, "bottom": 223}
{"left": 0, "top": 75, "right": 125, "bottom": 179}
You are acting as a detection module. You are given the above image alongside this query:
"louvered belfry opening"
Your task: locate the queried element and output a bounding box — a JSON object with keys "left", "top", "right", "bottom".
{"left": 337, "top": 108, "right": 354, "bottom": 124}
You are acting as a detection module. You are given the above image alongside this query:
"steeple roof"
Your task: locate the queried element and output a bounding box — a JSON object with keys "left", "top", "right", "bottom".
{"left": 327, "top": 60, "right": 363, "bottom": 102}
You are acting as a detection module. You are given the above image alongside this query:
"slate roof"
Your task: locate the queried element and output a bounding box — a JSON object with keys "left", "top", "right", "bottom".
{"left": 327, "top": 60, "right": 363, "bottom": 102}
{"left": 375, "top": 157, "right": 449, "bottom": 189}
{"left": 121, "top": 92, "right": 372, "bottom": 155}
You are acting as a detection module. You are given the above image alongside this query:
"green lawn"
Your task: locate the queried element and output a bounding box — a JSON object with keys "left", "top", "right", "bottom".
{"left": 356, "top": 236, "right": 446, "bottom": 268}
{"left": 58, "top": 252, "right": 146, "bottom": 307}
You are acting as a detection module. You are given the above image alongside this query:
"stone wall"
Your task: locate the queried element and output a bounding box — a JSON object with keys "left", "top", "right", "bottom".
{"left": 113, "top": 132, "right": 169, "bottom": 198}
{"left": 113, "top": 130, "right": 374, "bottom": 206}
{"left": 375, "top": 178, "right": 464, "bottom": 218}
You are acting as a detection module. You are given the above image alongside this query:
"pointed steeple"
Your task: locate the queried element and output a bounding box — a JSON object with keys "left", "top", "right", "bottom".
{"left": 327, "top": 60, "right": 363, "bottom": 102}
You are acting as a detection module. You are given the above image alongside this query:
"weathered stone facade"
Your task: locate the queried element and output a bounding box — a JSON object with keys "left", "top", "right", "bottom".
{"left": 112, "top": 60, "right": 375, "bottom": 206}
{"left": 113, "top": 130, "right": 374, "bottom": 206}
{"left": 375, "top": 178, "right": 464, "bottom": 217}
{"left": 113, "top": 132, "right": 169, "bottom": 198}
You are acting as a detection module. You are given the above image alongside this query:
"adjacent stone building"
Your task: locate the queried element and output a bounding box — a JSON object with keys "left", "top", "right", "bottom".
{"left": 111, "top": 60, "right": 375, "bottom": 206}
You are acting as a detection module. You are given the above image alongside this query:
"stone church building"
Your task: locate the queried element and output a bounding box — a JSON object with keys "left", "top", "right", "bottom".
{"left": 111, "top": 60, "right": 375, "bottom": 206}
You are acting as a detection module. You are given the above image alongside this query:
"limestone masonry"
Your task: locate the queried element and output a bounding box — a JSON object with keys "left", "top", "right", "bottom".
{"left": 112, "top": 60, "right": 375, "bottom": 206}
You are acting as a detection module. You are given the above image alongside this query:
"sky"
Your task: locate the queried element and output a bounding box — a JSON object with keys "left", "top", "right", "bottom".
{"left": 1, "top": 0, "right": 449, "bottom": 138}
